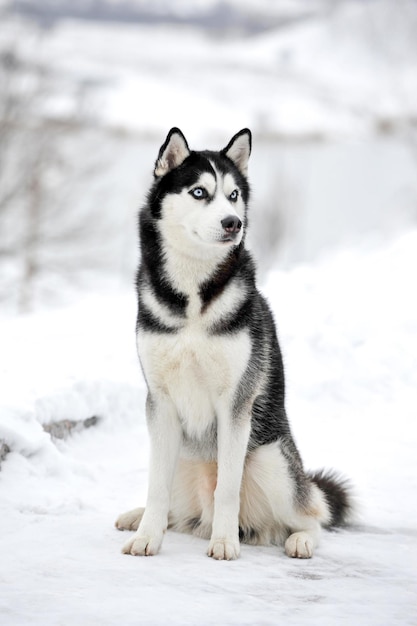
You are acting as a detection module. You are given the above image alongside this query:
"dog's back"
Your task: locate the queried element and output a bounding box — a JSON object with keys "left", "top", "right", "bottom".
{"left": 116, "top": 129, "right": 352, "bottom": 559}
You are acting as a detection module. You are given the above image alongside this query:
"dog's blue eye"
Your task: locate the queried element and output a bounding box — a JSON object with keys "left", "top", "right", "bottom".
{"left": 229, "top": 189, "right": 239, "bottom": 202}
{"left": 190, "top": 187, "right": 207, "bottom": 200}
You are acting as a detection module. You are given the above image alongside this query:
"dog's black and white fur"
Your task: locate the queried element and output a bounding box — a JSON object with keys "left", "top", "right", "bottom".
{"left": 116, "top": 128, "right": 352, "bottom": 560}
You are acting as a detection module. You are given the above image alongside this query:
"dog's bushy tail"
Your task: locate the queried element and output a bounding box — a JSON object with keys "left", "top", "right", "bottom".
{"left": 308, "top": 469, "right": 354, "bottom": 527}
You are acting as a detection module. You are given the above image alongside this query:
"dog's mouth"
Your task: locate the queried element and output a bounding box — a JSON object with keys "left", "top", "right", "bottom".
{"left": 220, "top": 235, "right": 235, "bottom": 243}
{"left": 220, "top": 231, "right": 243, "bottom": 244}
{"left": 192, "top": 229, "right": 242, "bottom": 246}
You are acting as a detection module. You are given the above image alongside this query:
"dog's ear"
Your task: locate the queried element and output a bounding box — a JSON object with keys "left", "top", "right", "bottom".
{"left": 222, "top": 129, "right": 252, "bottom": 176}
{"left": 154, "top": 128, "right": 190, "bottom": 177}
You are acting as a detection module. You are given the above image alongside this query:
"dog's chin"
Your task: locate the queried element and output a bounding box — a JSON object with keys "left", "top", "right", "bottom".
{"left": 220, "top": 234, "right": 240, "bottom": 244}
{"left": 191, "top": 231, "right": 243, "bottom": 248}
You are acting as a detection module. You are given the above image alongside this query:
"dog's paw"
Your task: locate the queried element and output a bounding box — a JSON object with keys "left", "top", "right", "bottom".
{"left": 115, "top": 507, "right": 145, "bottom": 531}
{"left": 207, "top": 537, "right": 240, "bottom": 561}
{"left": 121, "top": 531, "right": 163, "bottom": 557}
{"left": 285, "top": 531, "right": 314, "bottom": 559}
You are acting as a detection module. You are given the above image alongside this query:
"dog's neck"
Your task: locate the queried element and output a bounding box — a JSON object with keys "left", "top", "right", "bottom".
{"left": 161, "top": 235, "right": 240, "bottom": 301}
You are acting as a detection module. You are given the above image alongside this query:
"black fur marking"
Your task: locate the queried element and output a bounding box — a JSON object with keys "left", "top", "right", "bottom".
{"left": 201, "top": 247, "right": 255, "bottom": 318}
{"left": 280, "top": 437, "right": 311, "bottom": 506}
{"left": 308, "top": 469, "right": 352, "bottom": 527}
{"left": 209, "top": 296, "right": 253, "bottom": 335}
{"left": 239, "top": 526, "right": 259, "bottom": 544}
{"left": 228, "top": 292, "right": 291, "bottom": 447}
{"left": 137, "top": 211, "right": 188, "bottom": 317}
{"left": 137, "top": 303, "right": 179, "bottom": 334}
{"left": 199, "top": 247, "right": 241, "bottom": 313}
{"left": 187, "top": 517, "right": 202, "bottom": 531}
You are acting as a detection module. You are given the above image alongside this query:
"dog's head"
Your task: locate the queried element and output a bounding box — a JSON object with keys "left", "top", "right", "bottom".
{"left": 148, "top": 128, "right": 251, "bottom": 258}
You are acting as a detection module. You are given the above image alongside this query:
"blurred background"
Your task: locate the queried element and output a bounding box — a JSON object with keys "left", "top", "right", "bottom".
{"left": 1, "top": 0, "right": 417, "bottom": 315}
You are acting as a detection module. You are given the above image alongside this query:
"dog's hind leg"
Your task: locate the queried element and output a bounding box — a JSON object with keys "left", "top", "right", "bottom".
{"left": 240, "top": 442, "right": 327, "bottom": 558}
{"left": 115, "top": 507, "right": 145, "bottom": 531}
{"left": 283, "top": 481, "right": 330, "bottom": 558}
{"left": 284, "top": 522, "right": 321, "bottom": 559}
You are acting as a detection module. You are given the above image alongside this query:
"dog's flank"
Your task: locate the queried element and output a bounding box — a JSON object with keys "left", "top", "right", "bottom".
{"left": 116, "top": 128, "right": 352, "bottom": 560}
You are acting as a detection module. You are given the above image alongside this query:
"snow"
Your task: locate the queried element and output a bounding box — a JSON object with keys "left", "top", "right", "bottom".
{"left": 1, "top": 231, "right": 417, "bottom": 625}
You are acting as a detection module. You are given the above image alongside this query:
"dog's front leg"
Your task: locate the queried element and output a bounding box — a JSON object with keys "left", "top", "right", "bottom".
{"left": 122, "top": 392, "right": 181, "bottom": 556}
{"left": 208, "top": 411, "right": 251, "bottom": 560}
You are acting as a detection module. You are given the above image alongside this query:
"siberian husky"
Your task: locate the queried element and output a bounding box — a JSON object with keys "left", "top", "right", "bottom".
{"left": 116, "top": 128, "right": 352, "bottom": 560}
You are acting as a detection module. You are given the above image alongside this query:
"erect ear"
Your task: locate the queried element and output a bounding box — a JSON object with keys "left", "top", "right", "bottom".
{"left": 222, "top": 128, "right": 252, "bottom": 175}
{"left": 154, "top": 127, "right": 190, "bottom": 177}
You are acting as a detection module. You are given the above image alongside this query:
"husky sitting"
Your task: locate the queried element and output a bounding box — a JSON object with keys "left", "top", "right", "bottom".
{"left": 116, "top": 128, "right": 352, "bottom": 560}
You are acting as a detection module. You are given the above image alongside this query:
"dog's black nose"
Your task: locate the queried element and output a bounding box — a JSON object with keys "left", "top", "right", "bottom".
{"left": 221, "top": 216, "right": 242, "bottom": 234}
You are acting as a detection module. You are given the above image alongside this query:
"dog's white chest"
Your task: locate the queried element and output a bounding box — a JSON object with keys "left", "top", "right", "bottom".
{"left": 138, "top": 325, "right": 251, "bottom": 438}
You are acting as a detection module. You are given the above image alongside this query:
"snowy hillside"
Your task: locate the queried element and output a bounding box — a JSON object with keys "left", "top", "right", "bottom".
{"left": 1, "top": 0, "right": 417, "bottom": 313}
{"left": 3, "top": 0, "right": 417, "bottom": 139}
{"left": 1, "top": 230, "right": 416, "bottom": 625}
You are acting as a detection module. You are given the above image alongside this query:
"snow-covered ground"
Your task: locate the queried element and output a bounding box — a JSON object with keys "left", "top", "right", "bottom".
{"left": 1, "top": 229, "right": 416, "bottom": 625}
